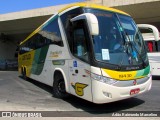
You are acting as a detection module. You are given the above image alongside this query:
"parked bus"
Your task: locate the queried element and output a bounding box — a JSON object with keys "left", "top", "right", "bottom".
{"left": 18, "top": 3, "right": 152, "bottom": 103}
{"left": 138, "top": 24, "right": 160, "bottom": 76}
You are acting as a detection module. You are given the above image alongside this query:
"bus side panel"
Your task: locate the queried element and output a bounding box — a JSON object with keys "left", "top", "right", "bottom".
{"left": 29, "top": 45, "right": 71, "bottom": 92}
{"left": 148, "top": 52, "right": 160, "bottom": 76}
{"left": 18, "top": 50, "right": 35, "bottom": 77}
{"left": 68, "top": 59, "right": 92, "bottom": 102}
{"left": 29, "top": 45, "right": 55, "bottom": 85}
{"left": 31, "top": 45, "right": 49, "bottom": 75}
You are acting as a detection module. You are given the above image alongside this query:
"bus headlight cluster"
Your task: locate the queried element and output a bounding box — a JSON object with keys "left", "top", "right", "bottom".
{"left": 91, "top": 73, "right": 118, "bottom": 85}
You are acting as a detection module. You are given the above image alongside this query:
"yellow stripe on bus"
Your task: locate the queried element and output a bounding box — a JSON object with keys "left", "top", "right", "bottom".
{"left": 102, "top": 69, "right": 137, "bottom": 80}
{"left": 58, "top": 3, "right": 129, "bottom": 16}
{"left": 18, "top": 50, "right": 35, "bottom": 77}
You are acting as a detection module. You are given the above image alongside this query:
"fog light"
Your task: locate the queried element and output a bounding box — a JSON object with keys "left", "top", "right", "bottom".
{"left": 103, "top": 92, "right": 112, "bottom": 98}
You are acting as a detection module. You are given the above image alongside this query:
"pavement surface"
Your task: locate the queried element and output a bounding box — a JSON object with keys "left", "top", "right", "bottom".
{"left": 0, "top": 71, "right": 159, "bottom": 119}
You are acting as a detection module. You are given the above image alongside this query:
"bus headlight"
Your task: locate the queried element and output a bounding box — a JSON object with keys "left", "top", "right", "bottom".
{"left": 91, "top": 73, "right": 118, "bottom": 85}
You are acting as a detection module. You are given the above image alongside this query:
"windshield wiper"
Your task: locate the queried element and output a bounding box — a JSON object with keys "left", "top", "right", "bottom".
{"left": 126, "top": 31, "right": 146, "bottom": 67}
{"left": 118, "top": 32, "right": 130, "bottom": 63}
{"left": 115, "top": 14, "right": 147, "bottom": 69}
{"left": 115, "top": 14, "right": 135, "bottom": 69}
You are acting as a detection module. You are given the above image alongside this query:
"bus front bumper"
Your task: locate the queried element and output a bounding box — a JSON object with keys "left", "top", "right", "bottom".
{"left": 91, "top": 76, "right": 152, "bottom": 104}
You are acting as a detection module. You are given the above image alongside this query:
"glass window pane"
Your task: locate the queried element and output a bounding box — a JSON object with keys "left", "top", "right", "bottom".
{"left": 40, "top": 17, "right": 63, "bottom": 46}
{"left": 73, "top": 28, "right": 89, "bottom": 61}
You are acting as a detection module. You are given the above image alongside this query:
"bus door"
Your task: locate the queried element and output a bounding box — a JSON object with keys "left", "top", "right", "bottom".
{"left": 68, "top": 20, "right": 92, "bottom": 101}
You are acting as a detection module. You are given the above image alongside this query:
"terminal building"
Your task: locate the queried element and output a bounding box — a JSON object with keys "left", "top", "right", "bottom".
{"left": 0, "top": 0, "right": 160, "bottom": 70}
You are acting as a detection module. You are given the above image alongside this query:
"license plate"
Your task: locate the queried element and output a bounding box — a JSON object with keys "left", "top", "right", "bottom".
{"left": 130, "top": 88, "right": 140, "bottom": 95}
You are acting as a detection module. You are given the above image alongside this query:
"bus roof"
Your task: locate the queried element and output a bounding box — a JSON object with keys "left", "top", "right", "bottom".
{"left": 58, "top": 3, "right": 130, "bottom": 16}
{"left": 20, "top": 2, "right": 130, "bottom": 45}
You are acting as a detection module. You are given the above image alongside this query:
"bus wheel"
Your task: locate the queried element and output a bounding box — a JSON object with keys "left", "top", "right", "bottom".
{"left": 22, "top": 68, "right": 27, "bottom": 80}
{"left": 53, "top": 73, "right": 69, "bottom": 98}
{"left": 21, "top": 67, "right": 23, "bottom": 76}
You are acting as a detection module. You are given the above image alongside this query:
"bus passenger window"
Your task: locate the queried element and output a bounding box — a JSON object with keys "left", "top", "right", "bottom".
{"left": 41, "top": 18, "right": 63, "bottom": 47}
{"left": 60, "top": 8, "right": 83, "bottom": 50}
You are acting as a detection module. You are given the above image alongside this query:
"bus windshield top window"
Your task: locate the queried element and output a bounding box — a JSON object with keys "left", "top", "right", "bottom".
{"left": 84, "top": 8, "right": 148, "bottom": 67}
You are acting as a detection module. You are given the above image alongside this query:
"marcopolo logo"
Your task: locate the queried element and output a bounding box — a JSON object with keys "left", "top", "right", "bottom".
{"left": 133, "top": 80, "right": 137, "bottom": 85}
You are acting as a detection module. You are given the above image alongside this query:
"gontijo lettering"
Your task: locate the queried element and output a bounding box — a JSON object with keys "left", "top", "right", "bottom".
{"left": 49, "top": 51, "right": 62, "bottom": 57}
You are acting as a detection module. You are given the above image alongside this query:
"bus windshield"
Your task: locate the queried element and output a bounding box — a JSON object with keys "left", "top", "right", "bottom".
{"left": 84, "top": 9, "right": 148, "bottom": 68}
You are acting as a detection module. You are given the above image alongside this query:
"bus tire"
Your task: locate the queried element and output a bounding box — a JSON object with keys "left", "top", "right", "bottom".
{"left": 53, "top": 72, "right": 69, "bottom": 99}
{"left": 21, "top": 67, "right": 23, "bottom": 75}
{"left": 22, "top": 68, "right": 27, "bottom": 80}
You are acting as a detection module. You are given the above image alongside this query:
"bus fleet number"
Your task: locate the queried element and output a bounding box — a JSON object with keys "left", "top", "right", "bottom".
{"left": 119, "top": 74, "right": 132, "bottom": 78}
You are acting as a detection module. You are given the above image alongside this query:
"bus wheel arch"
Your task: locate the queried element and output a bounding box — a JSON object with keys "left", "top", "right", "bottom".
{"left": 52, "top": 70, "right": 69, "bottom": 98}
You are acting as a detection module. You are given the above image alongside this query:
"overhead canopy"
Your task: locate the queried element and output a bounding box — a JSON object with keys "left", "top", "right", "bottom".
{"left": 0, "top": 1, "right": 160, "bottom": 42}
{"left": 113, "top": 1, "right": 160, "bottom": 24}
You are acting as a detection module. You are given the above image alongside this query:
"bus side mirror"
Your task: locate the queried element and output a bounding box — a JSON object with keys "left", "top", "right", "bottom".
{"left": 71, "top": 13, "right": 99, "bottom": 35}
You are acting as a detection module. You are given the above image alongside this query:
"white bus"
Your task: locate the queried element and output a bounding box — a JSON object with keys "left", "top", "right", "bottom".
{"left": 138, "top": 24, "right": 160, "bottom": 76}
{"left": 18, "top": 3, "right": 152, "bottom": 104}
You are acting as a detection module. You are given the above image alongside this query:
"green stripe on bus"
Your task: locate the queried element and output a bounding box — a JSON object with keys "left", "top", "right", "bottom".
{"left": 143, "top": 65, "right": 150, "bottom": 76}
{"left": 31, "top": 45, "right": 49, "bottom": 75}
{"left": 135, "top": 65, "right": 150, "bottom": 78}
